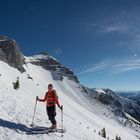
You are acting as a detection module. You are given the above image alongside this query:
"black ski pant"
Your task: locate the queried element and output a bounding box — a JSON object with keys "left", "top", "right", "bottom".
{"left": 46, "top": 105, "right": 57, "bottom": 125}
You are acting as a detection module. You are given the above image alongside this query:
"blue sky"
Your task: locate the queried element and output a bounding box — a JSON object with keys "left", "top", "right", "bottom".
{"left": 0, "top": 0, "right": 140, "bottom": 90}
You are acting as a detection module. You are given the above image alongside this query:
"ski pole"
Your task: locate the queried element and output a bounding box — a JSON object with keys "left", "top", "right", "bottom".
{"left": 31, "top": 96, "right": 38, "bottom": 127}
{"left": 61, "top": 105, "right": 63, "bottom": 137}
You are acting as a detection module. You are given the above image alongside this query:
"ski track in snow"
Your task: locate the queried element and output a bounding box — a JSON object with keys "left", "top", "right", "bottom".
{"left": 0, "top": 61, "right": 139, "bottom": 140}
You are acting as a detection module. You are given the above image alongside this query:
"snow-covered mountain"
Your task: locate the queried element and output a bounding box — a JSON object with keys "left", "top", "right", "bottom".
{"left": 0, "top": 36, "right": 140, "bottom": 140}
{"left": 84, "top": 88, "right": 140, "bottom": 126}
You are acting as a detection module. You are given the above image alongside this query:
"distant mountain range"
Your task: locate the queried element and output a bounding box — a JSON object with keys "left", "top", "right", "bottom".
{"left": 116, "top": 91, "right": 140, "bottom": 106}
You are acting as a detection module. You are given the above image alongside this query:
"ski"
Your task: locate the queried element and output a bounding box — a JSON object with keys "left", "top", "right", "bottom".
{"left": 28, "top": 127, "right": 66, "bottom": 135}
{"left": 45, "top": 128, "right": 66, "bottom": 134}
{"left": 30, "top": 126, "right": 49, "bottom": 131}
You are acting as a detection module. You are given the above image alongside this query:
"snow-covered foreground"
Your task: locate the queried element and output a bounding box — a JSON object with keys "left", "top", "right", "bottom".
{"left": 0, "top": 61, "right": 139, "bottom": 140}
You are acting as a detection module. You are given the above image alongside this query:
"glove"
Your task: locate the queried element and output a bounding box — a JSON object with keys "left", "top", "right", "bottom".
{"left": 59, "top": 105, "right": 63, "bottom": 110}
{"left": 36, "top": 96, "right": 39, "bottom": 101}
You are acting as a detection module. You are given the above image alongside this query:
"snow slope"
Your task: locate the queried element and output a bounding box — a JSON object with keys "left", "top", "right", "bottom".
{"left": 0, "top": 60, "right": 139, "bottom": 140}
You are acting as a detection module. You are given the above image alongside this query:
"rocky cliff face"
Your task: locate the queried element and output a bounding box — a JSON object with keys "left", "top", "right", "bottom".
{"left": 27, "top": 54, "right": 79, "bottom": 83}
{"left": 0, "top": 36, "right": 25, "bottom": 72}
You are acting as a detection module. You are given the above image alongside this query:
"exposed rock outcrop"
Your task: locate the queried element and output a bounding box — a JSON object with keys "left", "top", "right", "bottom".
{"left": 0, "top": 35, "right": 25, "bottom": 72}
{"left": 28, "top": 54, "right": 79, "bottom": 83}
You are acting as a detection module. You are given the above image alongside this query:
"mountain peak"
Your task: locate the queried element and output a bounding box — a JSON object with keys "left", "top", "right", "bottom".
{"left": 39, "top": 52, "right": 49, "bottom": 56}
{"left": 26, "top": 53, "right": 79, "bottom": 83}
{"left": 0, "top": 35, "right": 9, "bottom": 41}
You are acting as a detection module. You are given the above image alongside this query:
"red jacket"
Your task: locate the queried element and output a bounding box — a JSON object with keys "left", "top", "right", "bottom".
{"left": 39, "top": 90, "right": 60, "bottom": 107}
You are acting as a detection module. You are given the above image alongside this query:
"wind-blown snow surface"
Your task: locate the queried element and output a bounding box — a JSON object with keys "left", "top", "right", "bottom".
{"left": 0, "top": 60, "right": 139, "bottom": 140}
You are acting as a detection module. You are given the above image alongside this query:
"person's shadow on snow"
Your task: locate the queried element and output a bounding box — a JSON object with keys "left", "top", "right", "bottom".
{"left": 0, "top": 119, "right": 30, "bottom": 133}
{"left": 0, "top": 119, "right": 46, "bottom": 135}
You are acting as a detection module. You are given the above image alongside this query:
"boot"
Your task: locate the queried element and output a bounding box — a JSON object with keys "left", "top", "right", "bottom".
{"left": 53, "top": 124, "right": 57, "bottom": 129}
{"left": 49, "top": 124, "right": 57, "bottom": 130}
